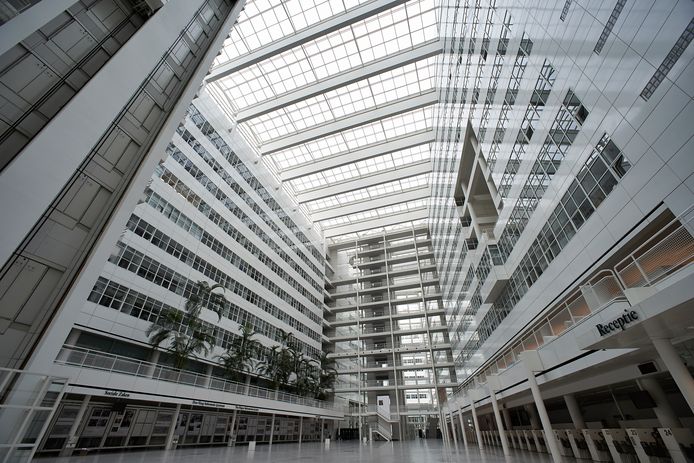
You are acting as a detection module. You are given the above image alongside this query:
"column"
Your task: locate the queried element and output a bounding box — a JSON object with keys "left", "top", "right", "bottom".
{"left": 489, "top": 386, "right": 511, "bottom": 456}
{"left": 147, "top": 349, "right": 160, "bottom": 378}
{"left": 526, "top": 404, "right": 540, "bottom": 429}
{"left": 269, "top": 414, "right": 276, "bottom": 445}
{"left": 502, "top": 407, "right": 513, "bottom": 431}
{"left": 652, "top": 337, "right": 694, "bottom": 412}
{"left": 202, "top": 364, "right": 213, "bottom": 388}
{"left": 165, "top": 404, "right": 182, "bottom": 450}
{"left": 638, "top": 377, "right": 681, "bottom": 428}
{"left": 57, "top": 329, "right": 81, "bottom": 362}
{"left": 458, "top": 410, "right": 468, "bottom": 447}
{"left": 470, "top": 396, "right": 484, "bottom": 450}
{"left": 522, "top": 354, "right": 562, "bottom": 463}
{"left": 320, "top": 417, "right": 325, "bottom": 442}
{"left": 298, "top": 416, "right": 303, "bottom": 444}
{"left": 227, "top": 410, "right": 237, "bottom": 447}
{"left": 450, "top": 411, "right": 459, "bottom": 446}
{"left": 59, "top": 394, "right": 90, "bottom": 457}
{"left": 563, "top": 394, "right": 585, "bottom": 429}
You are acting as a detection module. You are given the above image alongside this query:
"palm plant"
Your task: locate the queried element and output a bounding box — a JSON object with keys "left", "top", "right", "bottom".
{"left": 217, "top": 323, "right": 260, "bottom": 384}
{"left": 258, "top": 330, "right": 295, "bottom": 395}
{"left": 314, "top": 351, "right": 338, "bottom": 400}
{"left": 147, "top": 280, "right": 226, "bottom": 370}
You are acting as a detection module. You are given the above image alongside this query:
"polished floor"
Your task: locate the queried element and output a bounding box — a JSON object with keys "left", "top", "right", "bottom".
{"left": 38, "top": 439, "right": 560, "bottom": 462}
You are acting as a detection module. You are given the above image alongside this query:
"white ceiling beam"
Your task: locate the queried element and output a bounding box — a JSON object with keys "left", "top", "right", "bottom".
{"left": 260, "top": 91, "right": 438, "bottom": 155}
{"left": 296, "top": 161, "right": 431, "bottom": 203}
{"left": 280, "top": 130, "right": 434, "bottom": 181}
{"left": 322, "top": 208, "right": 430, "bottom": 238}
{"left": 312, "top": 186, "right": 430, "bottom": 222}
{"left": 205, "top": 0, "right": 408, "bottom": 82}
{"left": 235, "top": 41, "right": 441, "bottom": 122}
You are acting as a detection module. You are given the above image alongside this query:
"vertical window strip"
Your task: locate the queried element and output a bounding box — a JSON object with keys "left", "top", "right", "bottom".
{"left": 560, "top": 0, "right": 572, "bottom": 21}
{"left": 641, "top": 17, "right": 694, "bottom": 100}
{"left": 498, "top": 60, "right": 557, "bottom": 198}
{"left": 594, "top": 0, "right": 627, "bottom": 54}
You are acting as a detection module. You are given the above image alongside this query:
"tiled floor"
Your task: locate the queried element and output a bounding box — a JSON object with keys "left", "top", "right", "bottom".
{"left": 38, "top": 439, "right": 559, "bottom": 462}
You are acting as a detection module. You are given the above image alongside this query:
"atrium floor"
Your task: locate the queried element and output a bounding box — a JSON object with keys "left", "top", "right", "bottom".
{"left": 38, "top": 439, "right": 560, "bottom": 462}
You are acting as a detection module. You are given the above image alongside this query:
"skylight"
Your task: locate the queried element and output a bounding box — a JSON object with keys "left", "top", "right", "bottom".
{"left": 207, "top": 0, "right": 441, "bottom": 237}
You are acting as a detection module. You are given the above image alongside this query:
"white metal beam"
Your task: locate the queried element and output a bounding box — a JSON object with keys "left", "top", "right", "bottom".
{"left": 312, "top": 186, "right": 430, "bottom": 222}
{"left": 260, "top": 91, "right": 438, "bottom": 155}
{"left": 235, "top": 42, "right": 441, "bottom": 122}
{"left": 280, "top": 130, "right": 434, "bottom": 181}
{"left": 322, "top": 208, "right": 430, "bottom": 238}
{"left": 205, "top": 0, "right": 408, "bottom": 82}
{"left": 296, "top": 161, "right": 431, "bottom": 203}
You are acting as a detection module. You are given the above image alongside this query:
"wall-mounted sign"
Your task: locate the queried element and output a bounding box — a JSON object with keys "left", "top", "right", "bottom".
{"left": 596, "top": 309, "right": 639, "bottom": 336}
{"left": 104, "top": 389, "right": 130, "bottom": 398}
{"left": 192, "top": 399, "right": 228, "bottom": 408}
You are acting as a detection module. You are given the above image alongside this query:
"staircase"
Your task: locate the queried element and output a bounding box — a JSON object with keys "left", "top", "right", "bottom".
{"left": 371, "top": 409, "right": 393, "bottom": 441}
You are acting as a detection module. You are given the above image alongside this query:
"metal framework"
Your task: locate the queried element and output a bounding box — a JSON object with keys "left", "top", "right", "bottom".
{"left": 207, "top": 0, "right": 441, "bottom": 234}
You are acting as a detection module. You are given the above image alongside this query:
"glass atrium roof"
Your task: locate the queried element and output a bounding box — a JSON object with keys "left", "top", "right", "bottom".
{"left": 206, "top": 0, "right": 440, "bottom": 240}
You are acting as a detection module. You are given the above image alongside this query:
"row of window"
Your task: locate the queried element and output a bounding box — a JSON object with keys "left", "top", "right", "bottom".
{"left": 108, "top": 242, "right": 321, "bottom": 344}
{"left": 486, "top": 33, "right": 533, "bottom": 173}
{"left": 87, "top": 277, "right": 318, "bottom": 359}
{"left": 126, "top": 214, "right": 321, "bottom": 330}
{"left": 457, "top": 134, "right": 631, "bottom": 365}
{"left": 478, "top": 9, "right": 511, "bottom": 144}
{"left": 496, "top": 89, "right": 588, "bottom": 264}
{"left": 168, "top": 139, "right": 323, "bottom": 287}
{"left": 153, "top": 164, "right": 323, "bottom": 314}
{"left": 184, "top": 105, "right": 324, "bottom": 265}
{"left": 498, "top": 59, "right": 556, "bottom": 197}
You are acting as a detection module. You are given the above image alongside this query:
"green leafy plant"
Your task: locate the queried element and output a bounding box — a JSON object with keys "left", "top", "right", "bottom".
{"left": 217, "top": 322, "right": 261, "bottom": 383}
{"left": 147, "top": 281, "right": 226, "bottom": 370}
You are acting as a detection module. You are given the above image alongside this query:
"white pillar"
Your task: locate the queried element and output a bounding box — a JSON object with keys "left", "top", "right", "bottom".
{"left": 298, "top": 416, "right": 303, "bottom": 443}
{"left": 523, "top": 359, "right": 562, "bottom": 463}
{"left": 458, "top": 410, "right": 468, "bottom": 447}
{"left": 638, "top": 377, "right": 681, "bottom": 428}
{"left": 652, "top": 337, "right": 694, "bottom": 412}
{"left": 227, "top": 410, "right": 237, "bottom": 446}
{"left": 489, "top": 386, "right": 511, "bottom": 456}
{"left": 526, "top": 403, "right": 540, "bottom": 429}
{"left": 165, "top": 404, "right": 182, "bottom": 450}
{"left": 563, "top": 394, "right": 585, "bottom": 429}
{"left": 450, "top": 411, "right": 459, "bottom": 446}
{"left": 470, "top": 397, "right": 484, "bottom": 450}
{"left": 59, "top": 394, "right": 90, "bottom": 457}
{"left": 269, "top": 414, "right": 276, "bottom": 445}
{"left": 441, "top": 412, "right": 450, "bottom": 445}
{"left": 146, "top": 349, "right": 160, "bottom": 378}
{"left": 502, "top": 407, "right": 513, "bottom": 431}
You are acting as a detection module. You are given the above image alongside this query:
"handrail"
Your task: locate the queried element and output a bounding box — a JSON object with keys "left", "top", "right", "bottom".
{"left": 56, "top": 345, "right": 338, "bottom": 410}
{"left": 452, "top": 208, "right": 694, "bottom": 397}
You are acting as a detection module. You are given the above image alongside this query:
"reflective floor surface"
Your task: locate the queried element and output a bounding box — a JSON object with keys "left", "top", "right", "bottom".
{"left": 38, "top": 439, "right": 562, "bottom": 462}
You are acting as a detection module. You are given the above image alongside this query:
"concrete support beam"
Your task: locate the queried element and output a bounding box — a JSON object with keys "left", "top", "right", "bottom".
{"left": 297, "top": 162, "right": 431, "bottom": 203}
{"left": 312, "top": 186, "right": 430, "bottom": 222}
{"left": 205, "top": 0, "right": 409, "bottom": 82}
{"left": 279, "top": 131, "right": 434, "bottom": 181}
{"left": 236, "top": 42, "right": 441, "bottom": 122}
{"left": 322, "top": 207, "right": 429, "bottom": 238}
{"left": 260, "top": 91, "right": 437, "bottom": 155}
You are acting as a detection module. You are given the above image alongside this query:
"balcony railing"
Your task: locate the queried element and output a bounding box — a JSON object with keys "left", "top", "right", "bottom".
{"left": 56, "top": 346, "right": 338, "bottom": 410}
{"left": 456, "top": 207, "right": 694, "bottom": 393}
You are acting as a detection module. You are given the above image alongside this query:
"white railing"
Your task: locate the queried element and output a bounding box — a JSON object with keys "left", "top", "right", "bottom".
{"left": 454, "top": 208, "right": 694, "bottom": 395}
{"left": 616, "top": 210, "right": 694, "bottom": 289}
{"left": 56, "top": 346, "right": 338, "bottom": 410}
